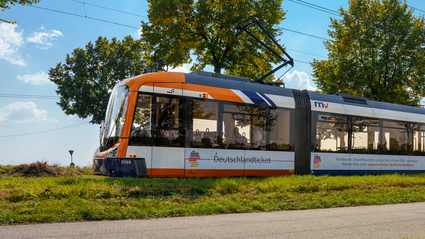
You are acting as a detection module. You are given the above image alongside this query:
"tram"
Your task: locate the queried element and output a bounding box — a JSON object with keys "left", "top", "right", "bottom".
{"left": 93, "top": 70, "right": 425, "bottom": 177}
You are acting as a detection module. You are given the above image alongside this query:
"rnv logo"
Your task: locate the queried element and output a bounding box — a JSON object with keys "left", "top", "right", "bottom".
{"left": 314, "top": 101, "right": 329, "bottom": 108}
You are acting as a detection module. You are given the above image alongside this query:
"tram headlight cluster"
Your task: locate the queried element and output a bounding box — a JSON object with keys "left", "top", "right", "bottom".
{"left": 107, "top": 148, "right": 118, "bottom": 158}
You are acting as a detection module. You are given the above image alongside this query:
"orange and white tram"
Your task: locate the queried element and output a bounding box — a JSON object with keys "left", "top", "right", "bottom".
{"left": 93, "top": 71, "right": 425, "bottom": 177}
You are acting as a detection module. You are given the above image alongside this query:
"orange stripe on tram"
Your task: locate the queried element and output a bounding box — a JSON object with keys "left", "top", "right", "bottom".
{"left": 150, "top": 168, "right": 185, "bottom": 177}
{"left": 183, "top": 84, "right": 245, "bottom": 103}
{"left": 149, "top": 169, "right": 295, "bottom": 177}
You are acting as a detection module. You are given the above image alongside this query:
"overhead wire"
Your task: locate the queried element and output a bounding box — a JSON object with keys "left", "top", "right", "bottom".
{"left": 294, "top": 60, "right": 312, "bottom": 65}
{"left": 27, "top": 1, "right": 423, "bottom": 65}
{"left": 71, "top": 0, "right": 148, "bottom": 18}
{"left": 288, "top": 0, "right": 341, "bottom": 17}
{"left": 27, "top": 3, "right": 329, "bottom": 41}
{"left": 28, "top": 5, "right": 139, "bottom": 29}
{"left": 281, "top": 27, "right": 328, "bottom": 40}
{"left": 0, "top": 94, "right": 58, "bottom": 99}
{"left": 27, "top": 2, "right": 333, "bottom": 72}
{"left": 286, "top": 48, "right": 327, "bottom": 58}
{"left": 0, "top": 122, "right": 91, "bottom": 138}
{"left": 407, "top": 4, "right": 425, "bottom": 14}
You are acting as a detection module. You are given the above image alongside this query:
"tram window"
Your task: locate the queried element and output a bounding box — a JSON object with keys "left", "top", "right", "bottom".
{"left": 382, "top": 120, "right": 407, "bottom": 155}
{"left": 318, "top": 114, "right": 347, "bottom": 123}
{"left": 222, "top": 113, "right": 250, "bottom": 149}
{"left": 154, "top": 96, "right": 184, "bottom": 147}
{"left": 411, "top": 123, "right": 425, "bottom": 131}
{"left": 251, "top": 121, "right": 265, "bottom": 149}
{"left": 224, "top": 104, "right": 266, "bottom": 115}
{"left": 316, "top": 121, "right": 348, "bottom": 152}
{"left": 101, "top": 86, "right": 129, "bottom": 149}
{"left": 222, "top": 104, "right": 266, "bottom": 150}
{"left": 269, "top": 109, "right": 291, "bottom": 151}
{"left": 352, "top": 126, "right": 380, "bottom": 154}
{"left": 383, "top": 121, "right": 407, "bottom": 128}
{"left": 129, "top": 94, "right": 152, "bottom": 146}
{"left": 191, "top": 100, "right": 218, "bottom": 148}
{"left": 411, "top": 123, "right": 425, "bottom": 155}
{"left": 352, "top": 117, "right": 379, "bottom": 126}
{"left": 351, "top": 117, "right": 380, "bottom": 154}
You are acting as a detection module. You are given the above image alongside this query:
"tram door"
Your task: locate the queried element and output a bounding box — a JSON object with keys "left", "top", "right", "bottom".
{"left": 151, "top": 83, "right": 185, "bottom": 176}
{"left": 127, "top": 92, "right": 152, "bottom": 176}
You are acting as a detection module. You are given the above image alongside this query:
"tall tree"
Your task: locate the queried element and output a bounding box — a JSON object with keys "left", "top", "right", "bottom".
{"left": 1, "top": 0, "right": 40, "bottom": 23}
{"left": 49, "top": 35, "right": 146, "bottom": 124}
{"left": 141, "top": 0, "right": 286, "bottom": 80}
{"left": 311, "top": 0, "right": 425, "bottom": 106}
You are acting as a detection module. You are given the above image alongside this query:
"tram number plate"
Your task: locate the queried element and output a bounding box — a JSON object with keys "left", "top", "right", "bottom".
{"left": 121, "top": 159, "right": 132, "bottom": 165}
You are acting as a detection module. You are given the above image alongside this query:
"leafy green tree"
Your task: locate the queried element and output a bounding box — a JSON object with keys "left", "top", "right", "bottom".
{"left": 311, "top": 0, "right": 425, "bottom": 106}
{"left": 49, "top": 35, "right": 146, "bottom": 124}
{"left": 141, "top": 0, "right": 286, "bottom": 80}
{"left": 1, "top": 0, "right": 40, "bottom": 23}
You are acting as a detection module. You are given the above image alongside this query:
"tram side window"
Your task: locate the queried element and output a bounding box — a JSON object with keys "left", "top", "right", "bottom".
{"left": 315, "top": 114, "right": 348, "bottom": 152}
{"left": 191, "top": 100, "right": 218, "bottom": 148}
{"left": 222, "top": 105, "right": 266, "bottom": 150}
{"left": 411, "top": 123, "right": 425, "bottom": 156}
{"left": 352, "top": 117, "right": 380, "bottom": 154}
{"left": 222, "top": 113, "right": 250, "bottom": 149}
{"left": 269, "top": 109, "right": 291, "bottom": 151}
{"left": 129, "top": 94, "right": 152, "bottom": 146}
{"left": 381, "top": 120, "right": 407, "bottom": 155}
{"left": 154, "top": 96, "right": 184, "bottom": 147}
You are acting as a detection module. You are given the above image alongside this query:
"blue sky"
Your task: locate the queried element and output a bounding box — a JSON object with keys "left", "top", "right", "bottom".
{"left": 0, "top": 0, "right": 424, "bottom": 167}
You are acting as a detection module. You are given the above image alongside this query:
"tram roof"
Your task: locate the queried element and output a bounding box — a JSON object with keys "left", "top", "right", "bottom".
{"left": 309, "top": 91, "right": 425, "bottom": 115}
{"left": 120, "top": 71, "right": 425, "bottom": 116}
{"left": 185, "top": 71, "right": 295, "bottom": 97}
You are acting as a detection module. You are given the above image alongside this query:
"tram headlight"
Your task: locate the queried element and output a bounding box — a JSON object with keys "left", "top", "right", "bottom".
{"left": 107, "top": 148, "right": 118, "bottom": 158}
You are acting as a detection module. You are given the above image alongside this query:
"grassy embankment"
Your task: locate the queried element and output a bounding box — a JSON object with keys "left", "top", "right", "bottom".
{"left": 1, "top": 162, "right": 425, "bottom": 225}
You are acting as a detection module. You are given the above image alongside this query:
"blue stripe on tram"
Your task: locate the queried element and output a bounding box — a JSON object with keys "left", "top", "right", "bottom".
{"left": 242, "top": 91, "right": 268, "bottom": 106}
{"left": 259, "top": 93, "right": 277, "bottom": 107}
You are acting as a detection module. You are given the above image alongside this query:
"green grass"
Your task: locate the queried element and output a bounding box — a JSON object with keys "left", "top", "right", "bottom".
{"left": 1, "top": 169, "right": 425, "bottom": 225}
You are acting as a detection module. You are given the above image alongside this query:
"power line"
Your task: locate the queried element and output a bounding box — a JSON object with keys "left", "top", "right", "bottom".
{"left": 71, "top": 0, "right": 328, "bottom": 41}
{"left": 71, "top": 0, "right": 148, "bottom": 18}
{"left": 28, "top": 2, "right": 329, "bottom": 64}
{"left": 28, "top": 5, "right": 139, "bottom": 29}
{"left": 296, "top": 0, "right": 340, "bottom": 14}
{"left": 294, "top": 60, "right": 311, "bottom": 65}
{"left": 281, "top": 27, "right": 328, "bottom": 40}
{"left": 0, "top": 122, "right": 91, "bottom": 138}
{"left": 0, "top": 94, "right": 58, "bottom": 99}
{"left": 289, "top": 0, "right": 425, "bottom": 17}
{"left": 29, "top": 4, "right": 328, "bottom": 42}
{"left": 288, "top": 0, "right": 341, "bottom": 17}
{"left": 407, "top": 4, "right": 425, "bottom": 14}
{"left": 287, "top": 48, "right": 327, "bottom": 58}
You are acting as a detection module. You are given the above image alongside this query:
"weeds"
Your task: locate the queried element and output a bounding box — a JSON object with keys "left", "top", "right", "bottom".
{"left": 1, "top": 163, "right": 425, "bottom": 225}
{"left": 0, "top": 161, "right": 91, "bottom": 177}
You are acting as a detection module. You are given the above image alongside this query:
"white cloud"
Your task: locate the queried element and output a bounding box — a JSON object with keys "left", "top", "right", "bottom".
{"left": 17, "top": 71, "right": 52, "bottom": 85}
{"left": 0, "top": 22, "right": 26, "bottom": 66}
{"left": 132, "top": 27, "right": 143, "bottom": 40}
{"left": 282, "top": 70, "right": 316, "bottom": 91}
{"left": 0, "top": 102, "right": 55, "bottom": 123}
{"left": 67, "top": 115, "right": 84, "bottom": 124}
{"left": 27, "top": 26, "right": 63, "bottom": 49}
{"left": 169, "top": 64, "right": 191, "bottom": 73}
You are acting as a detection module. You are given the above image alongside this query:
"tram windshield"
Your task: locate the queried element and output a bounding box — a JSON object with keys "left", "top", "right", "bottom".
{"left": 101, "top": 85, "right": 129, "bottom": 148}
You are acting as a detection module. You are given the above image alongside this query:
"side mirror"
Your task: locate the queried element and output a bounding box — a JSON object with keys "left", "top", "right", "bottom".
{"left": 99, "top": 120, "right": 105, "bottom": 146}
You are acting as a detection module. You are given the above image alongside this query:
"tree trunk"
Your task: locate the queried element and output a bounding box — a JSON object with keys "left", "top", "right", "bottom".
{"left": 214, "top": 65, "right": 221, "bottom": 74}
